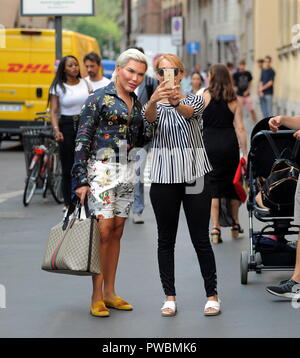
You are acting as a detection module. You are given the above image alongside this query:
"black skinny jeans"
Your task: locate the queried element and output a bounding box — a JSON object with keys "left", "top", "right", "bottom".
{"left": 150, "top": 176, "right": 217, "bottom": 297}
{"left": 58, "top": 117, "right": 78, "bottom": 206}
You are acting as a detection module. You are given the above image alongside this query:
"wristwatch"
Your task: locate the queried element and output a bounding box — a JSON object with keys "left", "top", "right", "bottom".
{"left": 171, "top": 102, "right": 180, "bottom": 108}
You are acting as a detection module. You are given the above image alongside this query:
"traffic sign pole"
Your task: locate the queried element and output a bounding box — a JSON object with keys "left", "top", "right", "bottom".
{"left": 172, "top": 16, "right": 183, "bottom": 48}
{"left": 20, "top": 0, "right": 95, "bottom": 66}
{"left": 55, "top": 16, "right": 62, "bottom": 62}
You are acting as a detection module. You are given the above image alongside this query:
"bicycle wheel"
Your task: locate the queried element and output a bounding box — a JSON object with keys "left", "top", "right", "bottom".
{"left": 23, "top": 160, "right": 40, "bottom": 206}
{"left": 42, "top": 175, "right": 48, "bottom": 198}
{"left": 48, "top": 151, "right": 64, "bottom": 204}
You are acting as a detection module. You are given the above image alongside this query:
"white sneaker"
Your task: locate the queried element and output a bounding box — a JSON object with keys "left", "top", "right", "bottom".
{"left": 133, "top": 213, "right": 144, "bottom": 224}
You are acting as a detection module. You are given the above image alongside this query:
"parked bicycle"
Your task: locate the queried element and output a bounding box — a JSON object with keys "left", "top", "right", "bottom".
{"left": 21, "top": 112, "right": 64, "bottom": 206}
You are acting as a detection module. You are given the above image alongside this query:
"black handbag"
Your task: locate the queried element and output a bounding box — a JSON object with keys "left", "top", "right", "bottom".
{"left": 261, "top": 133, "right": 300, "bottom": 211}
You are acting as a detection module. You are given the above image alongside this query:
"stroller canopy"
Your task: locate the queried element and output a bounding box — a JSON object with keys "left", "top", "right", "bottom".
{"left": 249, "top": 117, "right": 300, "bottom": 179}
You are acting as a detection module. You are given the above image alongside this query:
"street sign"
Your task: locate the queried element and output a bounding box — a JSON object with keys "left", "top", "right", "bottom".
{"left": 20, "top": 0, "right": 95, "bottom": 16}
{"left": 20, "top": 0, "right": 95, "bottom": 65}
{"left": 171, "top": 16, "right": 183, "bottom": 46}
{"left": 187, "top": 41, "right": 200, "bottom": 54}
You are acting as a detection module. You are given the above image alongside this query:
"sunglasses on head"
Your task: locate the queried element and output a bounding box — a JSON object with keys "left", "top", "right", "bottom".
{"left": 157, "top": 68, "right": 179, "bottom": 77}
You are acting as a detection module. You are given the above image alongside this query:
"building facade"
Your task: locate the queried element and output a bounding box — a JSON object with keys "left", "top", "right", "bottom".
{"left": 131, "top": 0, "right": 162, "bottom": 45}
{"left": 254, "top": 0, "right": 300, "bottom": 116}
{"left": 276, "top": 0, "right": 300, "bottom": 115}
{"left": 122, "top": 0, "right": 300, "bottom": 116}
{"left": 184, "top": 0, "right": 254, "bottom": 71}
{"left": 0, "top": 0, "right": 53, "bottom": 29}
{"left": 161, "top": 0, "right": 186, "bottom": 34}
{"left": 137, "top": 0, "right": 162, "bottom": 34}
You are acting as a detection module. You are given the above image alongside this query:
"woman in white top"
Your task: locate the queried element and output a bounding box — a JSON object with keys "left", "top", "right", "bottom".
{"left": 188, "top": 71, "right": 205, "bottom": 95}
{"left": 143, "top": 54, "right": 220, "bottom": 317}
{"left": 49, "top": 55, "right": 91, "bottom": 208}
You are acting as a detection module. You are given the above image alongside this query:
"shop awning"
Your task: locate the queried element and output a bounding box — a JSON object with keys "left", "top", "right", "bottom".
{"left": 217, "top": 35, "right": 236, "bottom": 42}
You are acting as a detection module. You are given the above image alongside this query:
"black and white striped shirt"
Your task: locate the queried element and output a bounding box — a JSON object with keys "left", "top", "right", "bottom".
{"left": 142, "top": 94, "right": 212, "bottom": 184}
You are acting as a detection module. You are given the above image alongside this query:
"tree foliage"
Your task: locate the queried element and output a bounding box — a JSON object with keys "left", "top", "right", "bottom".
{"left": 63, "top": 0, "right": 122, "bottom": 57}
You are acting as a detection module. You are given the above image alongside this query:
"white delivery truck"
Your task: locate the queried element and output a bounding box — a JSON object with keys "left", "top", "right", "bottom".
{"left": 134, "top": 34, "right": 177, "bottom": 76}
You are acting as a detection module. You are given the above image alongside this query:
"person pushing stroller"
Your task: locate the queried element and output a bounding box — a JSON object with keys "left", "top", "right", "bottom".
{"left": 265, "top": 115, "right": 300, "bottom": 299}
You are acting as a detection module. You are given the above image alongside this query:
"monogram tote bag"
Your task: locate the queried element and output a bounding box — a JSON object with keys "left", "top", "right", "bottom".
{"left": 42, "top": 199, "right": 101, "bottom": 276}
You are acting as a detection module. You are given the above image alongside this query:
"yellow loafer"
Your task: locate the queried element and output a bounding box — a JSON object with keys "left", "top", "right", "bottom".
{"left": 90, "top": 300, "right": 110, "bottom": 317}
{"left": 104, "top": 296, "right": 133, "bottom": 311}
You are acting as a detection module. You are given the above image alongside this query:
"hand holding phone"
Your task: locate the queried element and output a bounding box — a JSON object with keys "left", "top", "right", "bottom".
{"left": 163, "top": 69, "right": 175, "bottom": 88}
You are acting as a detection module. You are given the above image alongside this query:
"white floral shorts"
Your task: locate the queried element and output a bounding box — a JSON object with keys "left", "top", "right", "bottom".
{"left": 87, "top": 159, "right": 135, "bottom": 219}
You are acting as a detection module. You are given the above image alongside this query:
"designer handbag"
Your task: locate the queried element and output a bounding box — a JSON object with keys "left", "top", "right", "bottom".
{"left": 41, "top": 199, "right": 101, "bottom": 276}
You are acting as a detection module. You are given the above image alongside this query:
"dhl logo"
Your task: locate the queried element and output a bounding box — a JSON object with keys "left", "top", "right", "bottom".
{"left": 0, "top": 64, "right": 53, "bottom": 73}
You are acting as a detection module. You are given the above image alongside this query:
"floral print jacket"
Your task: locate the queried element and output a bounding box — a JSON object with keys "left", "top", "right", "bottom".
{"left": 72, "top": 81, "right": 146, "bottom": 188}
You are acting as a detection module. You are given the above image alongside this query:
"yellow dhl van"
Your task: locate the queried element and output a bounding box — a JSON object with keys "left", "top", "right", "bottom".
{"left": 0, "top": 28, "right": 101, "bottom": 140}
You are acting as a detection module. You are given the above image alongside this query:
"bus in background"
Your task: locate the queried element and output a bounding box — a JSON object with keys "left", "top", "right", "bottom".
{"left": 0, "top": 28, "right": 101, "bottom": 142}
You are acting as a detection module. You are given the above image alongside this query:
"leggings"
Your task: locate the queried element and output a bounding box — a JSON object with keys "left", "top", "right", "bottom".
{"left": 150, "top": 176, "right": 217, "bottom": 297}
{"left": 58, "top": 117, "right": 77, "bottom": 206}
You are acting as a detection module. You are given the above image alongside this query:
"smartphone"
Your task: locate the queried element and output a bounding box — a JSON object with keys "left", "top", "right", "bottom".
{"left": 163, "top": 69, "right": 175, "bottom": 88}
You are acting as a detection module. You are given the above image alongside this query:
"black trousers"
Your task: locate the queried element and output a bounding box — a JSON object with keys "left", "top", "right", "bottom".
{"left": 150, "top": 176, "right": 217, "bottom": 297}
{"left": 58, "top": 117, "right": 77, "bottom": 206}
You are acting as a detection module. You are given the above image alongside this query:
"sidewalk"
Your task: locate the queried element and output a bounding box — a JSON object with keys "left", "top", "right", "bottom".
{"left": 0, "top": 187, "right": 299, "bottom": 338}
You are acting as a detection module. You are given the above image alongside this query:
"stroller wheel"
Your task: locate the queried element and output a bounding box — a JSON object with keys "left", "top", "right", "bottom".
{"left": 240, "top": 251, "right": 249, "bottom": 285}
{"left": 255, "top": 252, "right": 262, "bottom": 265}
{"left": 255, "top": 252, "right": 262, "bottom": 274}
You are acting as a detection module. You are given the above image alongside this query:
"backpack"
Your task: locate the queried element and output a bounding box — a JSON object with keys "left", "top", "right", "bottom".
{"left": 260, "top": 132, "right": 300, "bottom": 211}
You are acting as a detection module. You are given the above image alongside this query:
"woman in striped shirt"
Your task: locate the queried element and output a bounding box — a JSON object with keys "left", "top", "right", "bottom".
{"left": 143, "top": 54, "right": 220, "bottom": 317}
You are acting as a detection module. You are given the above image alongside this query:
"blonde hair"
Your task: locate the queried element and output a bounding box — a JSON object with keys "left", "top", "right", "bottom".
{"left": 155, "top": 53, "right": 185, "bottom": 73}
{"left": 111, "top": 49, "right": 148, "bottom": 82}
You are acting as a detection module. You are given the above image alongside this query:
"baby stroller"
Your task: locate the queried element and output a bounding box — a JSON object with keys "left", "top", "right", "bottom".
{"left": 240, "top": 117, "right": 300, "bottom": 284}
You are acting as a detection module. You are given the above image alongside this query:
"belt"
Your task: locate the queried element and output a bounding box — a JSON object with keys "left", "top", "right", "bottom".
{"left": 60, "top": 114, "right": 80, "bottom": 121}
{"left": 59, "top": 115, "right": 80, "bottom": 132}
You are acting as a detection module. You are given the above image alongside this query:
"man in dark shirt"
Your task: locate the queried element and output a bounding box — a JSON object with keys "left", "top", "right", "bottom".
{"left": 259, "top": 55, "right": 276, "bottom": 118}
{"left": 129, "top": 47, "right": 158, "bottom": 224}
{"left": 233, "top": 60, "right": 257, "bottom": 124}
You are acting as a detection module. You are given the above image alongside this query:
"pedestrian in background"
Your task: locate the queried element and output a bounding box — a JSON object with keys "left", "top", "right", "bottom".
{"left": 233, "top": 60, "right": 257, "bottom": 124}
{"left": 266, "top": 115, "right": 300, "bottom": 298}
{"left": 259, "top": 55, "right": 276, "bottom": 118}
{"left": 193, "top": 64, "right": 208, "bottom": 88}
{"left": 257, "top": 58, "right": 264, "bottom": 71}
{"left": 144, "top": 53, "right": 220, "bottom": 317}
{"left": 84, "top": 52, "right": 111, "bottom": 91}
{"left": 180, "top": 69, "right": 192, "bottom": 94}
{"left": 226, "top": 61, "right": 236, "bottom": 77}
{"left": 202, "top": 64, "right": 247, "bottom": 244}
{"left": 188, "top": 71, "right": 205, "bottom": 95}
{"left": 73, "top": 49, "right": 148, "bottom": 318}
{"left": 49, "top": 55, "right": 92, "bottom": 211}
{"left": 129, "top": 47, "right": 158, "bottom": 224}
